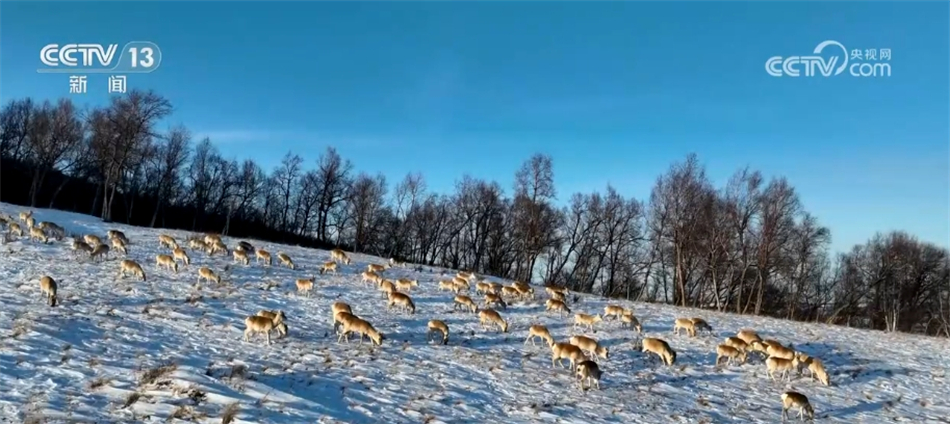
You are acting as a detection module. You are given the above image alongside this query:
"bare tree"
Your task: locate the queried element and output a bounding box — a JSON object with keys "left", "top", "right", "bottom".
{"left": 272, "top": 152, "right": 303, "bottom": 231}
{"left": 748, "top": 177, "right": 800, "bottom": 314}
{"left": 314, "top": 147, "right": 352, "bottom": 242}
{"left": 233, "top": 159, "right": 266, "bottom": 221}
{"left": 147, "top": 126, "right": 191, "bottom": 227}
{"left": 88, "top": 90, "right": 172, "bottom": 221}
{"left": 650, "top": 154, "right": 715, "bottom": 307}
{"left": 512, "top": 153, "right": 558, "bottom": 283}
{"left": 346, "top": 173, "right": 388, "bottom": 251}
{"left": 0, "top": 98, "right": 34, "bottom": 161}
{"left": 24, "top": 99, "right": 84, "bottom": 206}
{"left": 722, "top": 168, "right": 763, "bottom": 313}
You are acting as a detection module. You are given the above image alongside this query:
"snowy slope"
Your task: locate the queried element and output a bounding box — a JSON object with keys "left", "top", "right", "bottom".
{"left": 1, "top": 202, "right": 948, "bottom": 424}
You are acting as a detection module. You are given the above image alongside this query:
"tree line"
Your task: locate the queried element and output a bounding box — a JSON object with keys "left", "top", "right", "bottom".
{"left": 2, "top": 90, "right": 947, "bottom": 337}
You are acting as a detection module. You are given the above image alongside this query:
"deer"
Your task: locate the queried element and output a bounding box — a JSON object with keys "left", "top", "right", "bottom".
{"left": 255, "top": 310, "right": 288, "bottom": 339}
{"left": 673, "top": 318, "right": 697, "bottom": 337}
{"left": 766, "top": 356, "right": 801, "bottom": 382}
{"left": 158, "top": 234, "right": 178, "bottom": 250}
{"left": 256, "top": 249, "right": 272, "bottom": 266}
{"left": 29, "top": 226, "right": 48, "bottom": 244}
{"left": 330, "top": 248, "right": 352, "bottom": 265}
{"left": 478, "top": 309, "right": 508, "bottom": 333}
{"left": 244, "top": 311, "right": 286, "bottom": 345}
{"left": 107, "top": 229, "right": 128, "bottom": 244}
{"left": 427, "top": 320, "right": 449, "bottom": 345}
{"left": 454, "top": 295, "right": 478, "bottom": 313}
{"left": 110, "top": 236, "right": 128, "bottom": 255}
{"left": 387, "top": 292, "right": 416, "bottom": 315}
{"left": 620, "top": 312, "right": 643, "bottom": 333}
{"left": 716, "top": 344, "right": 747, "bottom": 367}
{"left": 84, "top": 234, "right": 103, "bottom": 247}
{"left": 569, "top": 335, "right": 609, "bottom": 360}
{"left": 197, "top": 267, "right": 221, "bottom": 284}
{"left": 576, "top": 360, "right": 602, "bottom": 390}
{"left": 525, "top": 324, "right": 555, "bottom": 347}
{"left": 551, "top": 342, "right": 586, "bottom": 371}
{"left": 690, "top": 318, "right": 713, "bottom": 335}
{"left": 780, "top": 391, "right": 815, "bottom": 422}
{"left": 737, "top": 329, "right": 762, "bottom": 345}
{"left": 501, "top": 286, "right": 520, "bottom": 299}
{"left": 794, "top": 353, "right": 830, "bottom": 386}
{"left": 641, "top": 337, "right": 676, "bottom": 366}
{"left": 484, "top": 293, "right": 507, "bottom": 310}
{"left": 204, "top": 233, "right": 222, "bottom": 245}
{"left": 362, "top": 271, "right": 382, "bottom": 285}
{"left": 395, "top": 278, "right": 418, "bottom": 292}
{"left": 604, "top": 305, "right": 628, "bottom": 321}
{"left": 39, "top": 222, "right": 66, "bottom": 240}
{"left": 378, "top": 279, "right": 396, "bottom": 298}
{"left": 156, "top": 254, "right": 179, "bottom": 273}
{"left": 90, "top": 244, "right": 110, "bottom": 262}
{"left": 39, "top": 275, "right": 58, "bottom": 307}
{"left": 452, "top": 276, "right": 471, "bottom": 291}
{"left": 71, "top": 238, "right": 93, "bottom": 256}
{"left": 573, "top": 313, "right": 603, "bottom": 332}
{"left": 118, "top": 259, "right": 146, "bottom": 281}
{"left": 725, "top": 336, "right": 750, "bottom": 353}
{"left": 233, "top": 249, "right": 250, "bottom": 266}
{"left": 237, "top": 241, "right": 255, "bottom": 253}
{"left": 338, "top": 316, "right": 384, "bottom": 346}
{"left": 320, "top": 261, "right": 338, "bottom": 275}
{"left": 514, "top": 284, "right": 534, "bottom": 300}
{"left": 331, "top": 301, "right": 353, "bottom": 324}
{"left": 7, "top": 222, "right": 23, "bottom": 238}
{"left": 295, "top": 276, "right": 315, "bottom": 297}
{"left": 437, "top": 279, "right": 456, "bottom": 292}
{"left": 173, "top": 247, "right": 190, "bottom": 266}
{"left": 545, "top": 299, "right": 571, "bottom": 316}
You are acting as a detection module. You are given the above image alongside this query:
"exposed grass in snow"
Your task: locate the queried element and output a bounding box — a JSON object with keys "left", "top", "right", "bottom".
{"left": 1, "top": 203, "right": 948, "bottom": 423}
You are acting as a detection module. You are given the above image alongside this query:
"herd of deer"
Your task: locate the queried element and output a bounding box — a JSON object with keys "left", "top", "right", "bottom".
{"left": 2, "top": 209, "right": 825, "bottom": 422}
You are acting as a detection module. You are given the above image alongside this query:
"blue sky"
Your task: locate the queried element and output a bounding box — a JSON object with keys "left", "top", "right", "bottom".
{"left": 1, "top": 1, "right": 948, "bottom": 254}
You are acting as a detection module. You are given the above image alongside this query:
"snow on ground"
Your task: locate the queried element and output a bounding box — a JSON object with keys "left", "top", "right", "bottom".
{"left": 1, "top": 202, "right": 948, "bottom": 424}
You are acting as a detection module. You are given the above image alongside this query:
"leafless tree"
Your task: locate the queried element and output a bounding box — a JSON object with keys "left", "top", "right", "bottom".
{"left": 512, "top": 153, "right": 558, "bottom": 283}
{"left": 144, "top": 125, "right": 191, "bottom": 227}
{"left": 0, "top": 98, "right": 34, "bottom": 161}
{"left": 273, "top": 152, "right": 303, "bottom": 231}
{"left": 314, "top": 147, "right": 352, "bottom": 242}
{"left": 650, "top": 154, "right": 715, "bottom": 307}
{"left": 346, "top": 173, "right": 388, "bottom": 251}
{"left": 23, "top": 99, "right": 84, "bottom": 206}
{"left": 88, "top": 90, "right": 172, "bottom": 221}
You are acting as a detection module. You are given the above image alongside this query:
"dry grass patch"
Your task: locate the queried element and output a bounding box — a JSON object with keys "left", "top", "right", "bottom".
{"left": 139, "top": 362, "right": 177, "bottom": 386}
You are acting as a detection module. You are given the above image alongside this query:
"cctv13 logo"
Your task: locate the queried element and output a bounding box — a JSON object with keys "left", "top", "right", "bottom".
{"left": 38, "top": 42, "right": 163, "bottom": 73}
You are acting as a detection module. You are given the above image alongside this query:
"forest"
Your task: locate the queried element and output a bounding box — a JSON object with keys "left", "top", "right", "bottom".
{"left": 2, "top": 90, "right": 948, "bottom": 336}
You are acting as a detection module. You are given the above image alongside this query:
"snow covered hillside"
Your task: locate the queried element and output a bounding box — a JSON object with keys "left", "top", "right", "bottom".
{"left": 1, "top": 202, "right": 948, "bottom": 424}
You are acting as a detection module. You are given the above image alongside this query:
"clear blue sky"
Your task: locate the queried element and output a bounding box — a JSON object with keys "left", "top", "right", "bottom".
{"left": 1, "top": 1, "right": 948, "bottom": 254}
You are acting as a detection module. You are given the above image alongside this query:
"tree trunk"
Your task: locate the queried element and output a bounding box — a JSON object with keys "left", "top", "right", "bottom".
{"left": 90, "top": 183, "right": 102, "bottom": 216}
{"left": 100, "top": 181, "right": 110, "bottom": 221}
{"left": 127, "top": 196, "right": 135, "bottom": 224}
{"left": 150, "top": 198, "right": 162, "bottom": 228}
{"left": 106, "top": 183, "right": 120, "bottom": 222}
{"left": 30, "top": 167, "right": 47, "bottom": 207}
{"left": 675, "top": 244, "right": 687, "bottom": 307}
{"left": 48, "top": 177, "right": 69, "bottom": 209}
